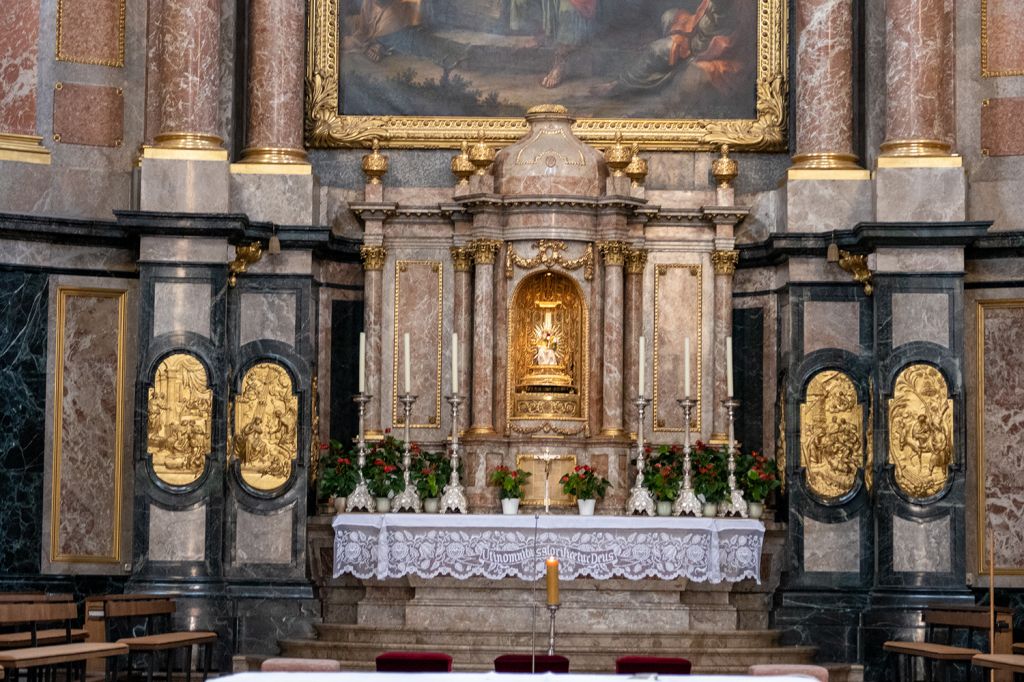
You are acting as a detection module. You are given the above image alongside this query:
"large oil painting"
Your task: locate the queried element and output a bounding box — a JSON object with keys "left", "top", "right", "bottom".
{"left": 306, "top": 0, "right": 787, "bottom": 149}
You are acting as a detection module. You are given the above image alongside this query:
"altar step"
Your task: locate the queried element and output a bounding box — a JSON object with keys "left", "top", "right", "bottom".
{"left": 278, "top": 625, "right": 818, "bottom": 673}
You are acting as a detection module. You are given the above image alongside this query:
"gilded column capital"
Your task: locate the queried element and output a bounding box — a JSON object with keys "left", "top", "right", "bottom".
{"left": 469, "top": 239, "right": 502, "bottom": 265}
{"left": 711, "top": 249, "right": 739, "bottom": 276}
{"left": 360, "top": 245, "right": 387, "bottom": 270}
{"left": 625, "top": 248, "right": 648, "bottom": 275}
{"left": 597, "top": 240, "right": 628, "bottom": 267}
{"left": 450, "top": 246, "right": 474, "bottom": 272}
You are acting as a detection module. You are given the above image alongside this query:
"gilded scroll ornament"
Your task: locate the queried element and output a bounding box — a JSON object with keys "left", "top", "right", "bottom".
{"left": 148, "top": 353, "right": 212, "bottom": 487}
{"left": 837, "top": 250, "right": 874, "bottom": 296}
{"left": 800, "top": 370, "right": 863, "bottom": 499}
{"left": 310, "top": 374, "right": 320, "bottom": 487}
{"left": 228, "top": 242, "right": 263, "bottom": 287}
{"left": 888, "top": 364, "right": 953, "bottom": 498}
{"left": 711, "top": 250, "right": 739, "bottom": 276}
{"left": 776, "top": 380, "right": 786, "bottom": 493}
{"left": 233, "top": 362, "right": 299, "bottom": 491}
{"left": 360, "top": 245, "right": 387, "bottom": 270}
{"left": 505, "top": 240, "right": 595, "bottom": 280}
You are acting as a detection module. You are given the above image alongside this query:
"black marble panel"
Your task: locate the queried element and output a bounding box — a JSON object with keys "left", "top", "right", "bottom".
{"left": 733, "top": 307, "right": 764, "bottom": 455}
{"left": 330, "top": 298, "right": 364, "bottom": 445}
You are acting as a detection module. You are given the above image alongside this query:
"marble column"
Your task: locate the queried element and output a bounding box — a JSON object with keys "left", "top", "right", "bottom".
{"left": 711, "top": 250, "right": 738, "bottom": 441}
{"left": 880, "top": 0, "right": 955, "bottom": 156}
{"left": 791, "top": 0, "right": 860, "bottom": 169}
{"left": 451, "top": 246, "right": 473, "bottom": 434}
{"left": 468, "top": 239, "right": 501, "bottom": 435}
{"left": 238, "top": 0, "right": 307, "bottom": 165}
{"left": 623, "top": 248, "right": 647, "bottom": 437}
{"left": 0, "top": 0, "right": 49, "bottom": 163}
{"left": 361, "top": 245, "right": 386, "bottom": 438}
{"left": 155, "top": 0, "right": 222, "bottom": 149}
{"left": 599, "top": 241, "right": 627, "bottom": 437}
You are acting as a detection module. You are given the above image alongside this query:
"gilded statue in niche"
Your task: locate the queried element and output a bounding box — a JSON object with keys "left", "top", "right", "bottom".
{"left": 509, "top": 272, "right": 585, "bottom": 421}
{"left": 147, "top": 353, "right": 213, "bottom": 486}
{"left": 233, "top": 362, "right": 299, "bottom": 491}
{"left": 800, "top": 370, "right": 863, "bottom": 499}
{"left": 888, "top": 364, "right": 953, "bottom": 498}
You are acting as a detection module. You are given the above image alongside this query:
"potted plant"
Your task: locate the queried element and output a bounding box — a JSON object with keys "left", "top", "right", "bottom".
{"left": 321, "top": 440, "right": 360, "bottom": 513}
{"left": 738, "top": 450, "right": 780, "bottom": 519}
{"left": 692, "top": 441, "right": 729, "bottom": 516}
{"left": 559, "top": 464, "right": 611, "bottom": 515}
{"left": 489, "top": 465, "right": 531, "bottom": 514}
{"left": 643, "top": 447, "right": 681, "bottom": 515}
{"left": 412, "top": 447, "right": 446, "bottom": 513}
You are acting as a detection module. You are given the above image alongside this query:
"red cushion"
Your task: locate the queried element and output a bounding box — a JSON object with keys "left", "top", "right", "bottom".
{"left": 494, "top": 654, "right": 570, "bottom": 673}
{"left": 375, "top": 651, "right": 453, "bottom": 672}
{"left": 616, "top": 656, "right": 692, "bottom": 675}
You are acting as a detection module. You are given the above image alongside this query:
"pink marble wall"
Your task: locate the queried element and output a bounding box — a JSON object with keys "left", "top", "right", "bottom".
{"left": 143, "top": 0, "right": 164, "bottom": 143}
{"left": 54, "top": 291, "right": 124, "bottom": 560}
{"left": 984, "top": 0, "right": 1024, "bottom": 75}
{"left": 0, "top": 0, "right": 40, "bottom": 135}
{"left": 245, "top": 0, "right": 304, "bottom": 151}
{"left": 57, "top": 0, "right": 124, "bottom": 65}
{"left": 795, "top": 0, "right": 854, "bottom": 156}
{"left": 52, "top": 83, "right": 124, "bottom": 147}
{"left": 980, "top": 304, "right": 1024, "bottom": 570}
{"left": 652, "top": 264, "right": 702, "bottom": 435}
{"left": 394, "top": 261, "right": 442, "bottom": 427}
{"left": 981, "top": 98, "right": 1024, "bottom": 157}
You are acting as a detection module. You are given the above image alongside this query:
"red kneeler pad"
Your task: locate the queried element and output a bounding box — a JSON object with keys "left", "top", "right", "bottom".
{"left": 375, "top": 651, "right": 453, "bottom": 672}
{"left": 494, "top": 654, "right": 570, "bottom": 673}
{"left": 615, "top": 655, "right": 692, "bottom": 675}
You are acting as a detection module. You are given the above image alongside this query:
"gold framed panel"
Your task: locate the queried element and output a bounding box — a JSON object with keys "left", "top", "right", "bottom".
{"left": 515, "top": 453, "right": 577, "bottom": 507}
{"left": 147, "top": 353, "right": 213, "bottom": 487}
{"left": 653, "top": 263, "right": 703, "bottom": 433}
{"left": 232, "top": 362, "right": 299, "bottom": 491}
{"left": 50, "top": 286, "right": 128, "bottom": 564}
{"left": 799, "top": 370, "right": 863, "bottom": 500}
{"left": 981, "top": 0, "right": 1024, "bottom": 78}
{"left": 976, "top": 299, "right": 1024, "bottom": 575}
{"left": 392, "top": 260, "right": 443, "bottom": 428}
{"left": 56, "top": 0, "right": 126, "bottom": 67}
{"left": 887, "top": 364, "right": 953, "bottom": 500}
{"left": 305, "top": 0, "right": 788, "bottom": 149}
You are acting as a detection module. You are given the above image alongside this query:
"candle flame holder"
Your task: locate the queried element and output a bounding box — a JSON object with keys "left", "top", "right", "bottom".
{"left": 547, "top": 604, "right": 559, "bottom": 656}
{"left": 672, "top": 397, "right": 702, "bottom": 516}
{"left": 625, "top": 394, "right": 656, "bottom": 516}
{"left": 440, "top": 394, "right": 468, "bottom": 513}
{"left": 391, "top": 393, "right": 421, "bottom": 513}
{"left": 718, "top": 398, "right": 748, "bottom": 518}
{"left": 346, "top": 393, "right": 375, "bottom": 512}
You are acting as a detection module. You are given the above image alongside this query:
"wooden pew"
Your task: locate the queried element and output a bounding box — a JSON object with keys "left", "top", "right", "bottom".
{"left": 0, "top": 594, "right": 88, "bottom": 650}
{"left": 972, "top": 653, "right": 1024, "bottom": 675}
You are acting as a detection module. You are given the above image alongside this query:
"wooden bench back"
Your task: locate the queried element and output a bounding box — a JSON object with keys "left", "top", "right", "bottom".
{"left": 103, "top": 599, "right": 175, "bottom": 618}
{"left": 0, "top": 593, "right": 72, "bottom": 603}
{"left": 0, "top": 601, "right": 77, "bottom": 626}
{"left": 925, "top": 607, "right": 1013, "bottom": 629}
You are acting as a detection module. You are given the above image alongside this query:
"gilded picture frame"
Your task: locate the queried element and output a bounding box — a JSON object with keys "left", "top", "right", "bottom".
{"left": 516, "top": 453, "right": 577, "bottom": 507}
{"left": 306, "top": 0, "right": 788, "bottom": 150}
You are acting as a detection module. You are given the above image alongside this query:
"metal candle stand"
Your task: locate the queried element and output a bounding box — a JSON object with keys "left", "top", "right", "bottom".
{"left": 391, "top": 393, "right": 421, "bottom": 513}
{"left": 672, "top": 397, "right": 702, "bottom": 516}
{"left": 440, "top": 394, "right": 468, "bottom": 513}
{"left": 625, "top": 394, "right": 656, "bottom": 516}
{"left": 547, "top": 604, "right": 559, "bottom": 656}
{"left": 346, "top": 393, "right": 375, "bottom": 512}
{"left": 718, "top": 398, "right": 748, "bottom": 518}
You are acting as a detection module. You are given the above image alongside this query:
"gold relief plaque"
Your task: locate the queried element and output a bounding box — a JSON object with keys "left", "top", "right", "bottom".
{"left": 508, "top": 272, "right": 587, "bottom": 422}
{"left": 799, "top": 370, "right": 863, "bottom": 499}
{"left": 148, "top": 353, "right": 212, "bottom": 487}
{"left": 888, "top": 364, "right": 953, "bottom": 499}
{"left": 233, "top": 362, "right": 299, "bottom": 491}
{"left": 516, "top": 453, "right": 577, "bottom": 508}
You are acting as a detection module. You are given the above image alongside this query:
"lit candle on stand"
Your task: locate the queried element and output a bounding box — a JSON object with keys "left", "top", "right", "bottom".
{"left": 684, "top": 337, "right": 691, "bottom": 399}
{"left": 451, "top": 332, "right": 459, "bottom": 394}
{"left": 358, "top": 332, "right": 366, "bottom": 393}
{"left": 726, "top": 336, "right": 734, "bottom": 398}
{"left": 638, "top": 336, "right": 645, "bottom": 396}
{"left": 403, "top": 332, "right": 411, "bottom": 394}
{"left": 546, "top": 556, "right": 560, "bottom": 605}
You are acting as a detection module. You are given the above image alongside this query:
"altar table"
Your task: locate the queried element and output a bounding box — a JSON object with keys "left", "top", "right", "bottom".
{"left": 332, "top": 514, "right": 764, "bottom": 584}
{"left": 226, "top": 674, "right": 806, "bottom": 682}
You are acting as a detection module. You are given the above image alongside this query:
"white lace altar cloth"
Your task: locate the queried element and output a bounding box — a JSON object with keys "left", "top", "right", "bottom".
{"left": 332, "top": 514, "right": 763, "bottom": 583}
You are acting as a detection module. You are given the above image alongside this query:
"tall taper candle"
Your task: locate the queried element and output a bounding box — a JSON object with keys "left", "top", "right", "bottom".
{"left": 684, "top": 337, "right": 691, "bottom": 398}
{"left": 638, "top": 336, "right": 645, "bottom": 396}
{"left": 358, "top": 332, "right": 366, "bottom": 393}
{"left": 546, "top": 556, "right": 560, "bottom": 605}
{"left": 451, "top": 332, "right": 459, "bottom": 394}
{"left": 403, "top": 332, "right": 411, "bottom": 394}
{"left": 726, "top": 336, "right": 734, "bottom": 398}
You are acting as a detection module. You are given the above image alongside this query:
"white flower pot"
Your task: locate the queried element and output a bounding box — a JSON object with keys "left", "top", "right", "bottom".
{"left": 375, "top": 497, "right": 391, "bottom": 513}
{"left": 333, "top": 496, "right": 347, "bottom": 514}
{"left": 423, "top": 497, "right": 440, "bottom": 513}
{"left": 748, "top": 501, "right": 764, "bottom": 519}
{"left": 577, "top": 499, "right": 596, "bottom": 516}
{"left": 501, "top": 498, "right": 520, "bottom": 515}
{"left": 702, "top": 501, "right": 719, "bottom": 518}
{"left": 656, "top": 500, "right": 673, "bottom": 516}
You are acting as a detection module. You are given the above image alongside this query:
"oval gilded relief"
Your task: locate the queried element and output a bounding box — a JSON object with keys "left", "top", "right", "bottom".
{"left": 800, "top": 370, "right": 863, "bottom": 499}
{"left": 232, "top": 362, "right": 298, "bottom": 491}
{"left": 888, "top": 364, "right": 953, "bottom": 498}
{"left": 148, "top": 353, "right": 213, "bottom": 486}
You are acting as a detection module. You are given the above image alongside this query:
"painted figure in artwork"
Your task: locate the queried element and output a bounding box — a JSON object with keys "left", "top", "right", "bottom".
{"left": 510, "top": 0, "right": 598, "bottom": 88}
{"left": 344, "top": 0, "right": 422, "bottom": 62}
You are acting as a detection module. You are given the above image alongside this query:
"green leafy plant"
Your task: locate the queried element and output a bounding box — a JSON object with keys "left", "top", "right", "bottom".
{"left": 692, "top": 441, "right": 730, "bottom": 504}
{"left": 411, "top": 446, "right": 447, "bottom": 499}
{"left": 363, "top": 428, "right": 404, "bottom": 498}
{"left": 738, "top": 450, "right": 781, "bottom": 503}
{"left": 319, "top": 439, "right": 360, "bottom": 499}
{"left": 489, "top": 465, "right": 531, "bottom": 499}
{"left": 643, "top": 459, "right": 681, "bottom": 502}
{"left": 559, "top": 464, "right": 611, "bottom": 500}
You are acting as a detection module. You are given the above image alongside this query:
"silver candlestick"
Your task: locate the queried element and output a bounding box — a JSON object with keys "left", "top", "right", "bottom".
{"left": 672, "top": 397, "right": 702, "bottom": 516}
{"left": 392, "top": 393, "right": 421, "bottom": 513}
{"left": 625, "top": 394, "right": 656, "bottom": 516}
{"left": 718, "top": 398, "right": 748, "bottom": 518}
{"left": 440, "top": 394, "right": 468, "bottom": 513}
{"left": 346, "top": 393, "right": 375, "bottom": 512}
{"left": 547, "top": 604, "right": 559, "bottom": 656}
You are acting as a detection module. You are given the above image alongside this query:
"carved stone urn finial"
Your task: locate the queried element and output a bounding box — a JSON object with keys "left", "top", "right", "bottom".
{"left": 361, "top": 137, "right": 388, "bottom": 185}
{"left": 712, "top": 143, "right": 738, "bottom": 189}
{"left": 451, "top": 140, "right": 475, "bottom": 186}
{"left": 624, "top": 143, "right": 648, "bottom": 187}
{"left": 469, "top": 130, "right": 495, "bottom": 176}
{"left": 605, "top": 131, "right": 631, "bottom": 178}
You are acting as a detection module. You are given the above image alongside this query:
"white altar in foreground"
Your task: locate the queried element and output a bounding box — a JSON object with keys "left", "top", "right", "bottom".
{"left": 333, "top": 514, "right": 764, "bottom": 583}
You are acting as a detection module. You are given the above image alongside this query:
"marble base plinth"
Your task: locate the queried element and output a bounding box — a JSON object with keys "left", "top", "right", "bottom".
{"left": 140, "top": 158, "right": 230, "bottom": 213}
{"left": 784, "top": 176, "right": 873, "bottom": 232}
{"left": 875, "top": 167, "right": 966, "bottom": 222}
{"left": 230, "top": 171, "right": 320, "bottom": 224}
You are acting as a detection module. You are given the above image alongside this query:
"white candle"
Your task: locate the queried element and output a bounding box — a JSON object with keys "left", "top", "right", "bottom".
{"left": 726, "top": 336, "right": 734, "bottom": 398}
{"left": 638, "top": 336, "right": 645, "bottom": 396}
{"left": 358, "top": 332, "right": 366, "bottom": 394}
{"left": 451, "top": 332, "right": 459, "bottom": 394}
{"left": 403, "top": 332, "right": 411, "bottom": 394}
{"left": 684, "top": 337, "right": 691, "bottom": 399}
